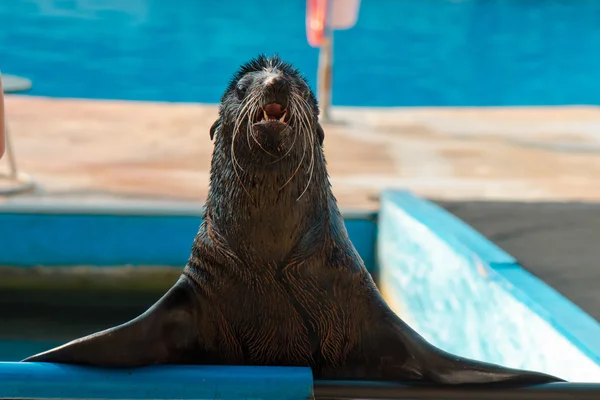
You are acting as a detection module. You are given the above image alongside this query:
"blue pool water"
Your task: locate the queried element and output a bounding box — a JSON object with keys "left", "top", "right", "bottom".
{"left": 1, "top": 0, "right": 600, "bottom": 107}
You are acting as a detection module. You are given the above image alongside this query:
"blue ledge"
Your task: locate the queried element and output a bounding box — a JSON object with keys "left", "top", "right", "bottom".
{"left": 0, "top": 362, "right": 313, "bottom": 400}
{"left": 377, "top": 190, "right": 600, "bottom": 382}
{"left": 3, "top": 362, "right": 600, "bottom": 400}
{"left": 0, "top": 201, "right": 377, "bottom": 271}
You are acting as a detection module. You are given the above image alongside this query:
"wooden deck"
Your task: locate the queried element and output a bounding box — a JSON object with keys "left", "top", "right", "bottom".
{"left": 2, "top": 96, "right": 600, "bottom": 210}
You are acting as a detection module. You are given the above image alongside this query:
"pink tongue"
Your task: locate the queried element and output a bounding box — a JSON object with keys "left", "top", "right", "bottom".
{"left": 263, "top": 103, "right": 283, "bottom": 118}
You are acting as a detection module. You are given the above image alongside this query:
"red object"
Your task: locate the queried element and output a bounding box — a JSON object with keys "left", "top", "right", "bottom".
{"left": 306, "top": 0, "right": 328, "bottom": 47}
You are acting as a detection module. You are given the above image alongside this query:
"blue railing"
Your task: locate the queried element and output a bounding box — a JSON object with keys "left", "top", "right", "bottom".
{"left": 0, "top": 363, "right": 312, "bottom": 400}
{"left": 1, "top": 362, "right": 600, "bottom": 400}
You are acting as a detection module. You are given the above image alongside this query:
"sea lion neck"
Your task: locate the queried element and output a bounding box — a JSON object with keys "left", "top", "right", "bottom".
{"left": 202, "top": 136, "right": 334, "bottom": 263}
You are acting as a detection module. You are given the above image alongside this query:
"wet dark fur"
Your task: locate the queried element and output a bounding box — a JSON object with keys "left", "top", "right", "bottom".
{"left": 23, "top": 54, "right": 565, "bottom": 386}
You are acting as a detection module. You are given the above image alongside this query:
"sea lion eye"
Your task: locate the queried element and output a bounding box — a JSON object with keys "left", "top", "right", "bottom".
{"left": 235, "top": 84, "right": 247, "bottom": 99}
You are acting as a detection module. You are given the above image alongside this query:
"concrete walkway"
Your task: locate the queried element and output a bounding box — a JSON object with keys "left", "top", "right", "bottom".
{"left": 2, "top": 96, "right": 600, "bottom": 211}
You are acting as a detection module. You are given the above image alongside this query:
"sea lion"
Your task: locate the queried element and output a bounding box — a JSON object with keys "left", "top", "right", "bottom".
{"left": 23, "top": 55, "right": 564, "bottom": 385}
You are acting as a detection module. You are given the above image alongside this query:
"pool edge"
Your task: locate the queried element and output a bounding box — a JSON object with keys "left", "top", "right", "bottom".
{"left": 378, "top": 189, "right": 600, "bottom": 368}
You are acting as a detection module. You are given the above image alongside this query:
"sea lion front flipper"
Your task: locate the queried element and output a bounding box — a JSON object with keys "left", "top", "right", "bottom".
{"left": 21, "top": 276, "right": 202, "bottom": 368}
{"left": 369, "top": 310, "right": 566, "bottom": 385}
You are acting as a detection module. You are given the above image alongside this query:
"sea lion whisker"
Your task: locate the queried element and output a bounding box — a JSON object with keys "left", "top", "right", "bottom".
{"left": 245, "top": 124, "right": 253, "bottom": 150}
{"left": 285, "top": 91, "right": 317, "bottom": 201}
{"left": 241, "top": 97, "right": 258, "bottom": 150}
{"left": 230, "top": 141, "right": 257, "bottom": 206}
{"left": 278, "top": 101, "right": 308, "bottom": 191}
{"left": 296, "top": 110, "right": 316, "bottom": 201}
{"left": 236, "top": 92, "right": 260, "bottom": 149}
{"left": 245, "top": 110, "right": 257, "bottom": 150}
{"left": 230, "top": 129, "right": 245, "bottom": 173}
{"left": 231, "top": 95, "right": 258, "bottom": 171}
{"left": 278, "top": 107, "right": 306, "bottom": 190}
{"left": 230, "top": 95, "right": 261, "bottom": 205}
{"left": 297, "top": 143, "right": 314, "bottom": 200}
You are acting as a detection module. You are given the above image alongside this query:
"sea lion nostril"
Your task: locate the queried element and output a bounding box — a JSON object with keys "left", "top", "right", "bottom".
{"left": 265, "top": 76, "right": 286, "bottom": 90}
{"left": 265, "top": 76, "right": 289, "bottom": 103}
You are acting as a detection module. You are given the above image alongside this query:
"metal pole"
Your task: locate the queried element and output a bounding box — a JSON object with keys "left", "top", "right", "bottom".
{"left": 317, "top": 0, "right": 333, "bottom": 122}
{"left": 0, "top": 122, "right": 36, "bottom": 195}
{"left": 4, "top": 124, "right": 18, "bottom": 178}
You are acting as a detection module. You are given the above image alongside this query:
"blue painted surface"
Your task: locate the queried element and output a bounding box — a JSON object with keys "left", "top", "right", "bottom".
{"left": 0, "top": 206, "right": 377, "bottom": 270}
{"left": 0, "top": 362, "right": 314, "bottom": 400}
{"left": 377, "top": 190, "right": 600, "bottom": 383}
{"left": 2, "top": 0, "right": 600, "bottom": 106}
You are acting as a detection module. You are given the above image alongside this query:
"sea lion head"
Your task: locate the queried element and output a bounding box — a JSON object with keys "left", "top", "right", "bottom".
{"left": 209, "top": 54, "right": 324, "bottom": 163}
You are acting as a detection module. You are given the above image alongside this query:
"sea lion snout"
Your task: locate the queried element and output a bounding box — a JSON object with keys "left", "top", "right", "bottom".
{"left": 263, "top": 74, "right": 290, "bottom": 99}
{"left": 250, "top": 75, "right": 294, "bottom": 146}
{"left": 262, "top": 75, "right": 289, "bottom": 107}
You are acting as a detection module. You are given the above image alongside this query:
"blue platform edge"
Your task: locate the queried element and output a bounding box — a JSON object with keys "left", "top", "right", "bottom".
{"left": 0, "top": 363, "right": 313, "bottom": 400}
{"left": 0, "top": 202, "right": 377, "bottom": 272}
{"left": 377, "top": 190, "right": 600, "bottom": 382}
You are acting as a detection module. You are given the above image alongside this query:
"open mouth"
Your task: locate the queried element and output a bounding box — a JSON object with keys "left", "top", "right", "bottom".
{"left": 255, "top": 103, "right": 289, "bottom": 124}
